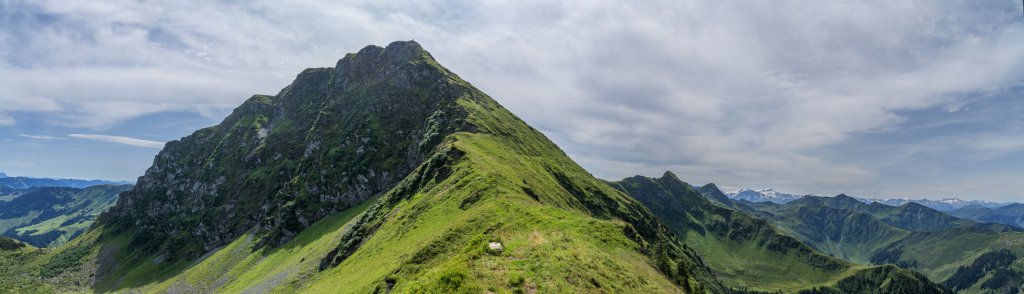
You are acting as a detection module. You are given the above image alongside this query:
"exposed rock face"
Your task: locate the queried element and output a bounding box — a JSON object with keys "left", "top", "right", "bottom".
{"left": 101, "top": 41, "right": 474, "bottom": 257}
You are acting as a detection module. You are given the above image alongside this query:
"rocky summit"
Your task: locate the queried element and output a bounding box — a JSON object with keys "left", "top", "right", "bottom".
{"left": 101, "top": 41, "right": 475, "bottom": 257}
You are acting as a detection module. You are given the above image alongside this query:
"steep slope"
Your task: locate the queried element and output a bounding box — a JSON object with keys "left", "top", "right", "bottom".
{"left": 39, "top": 41, "right": 726, "bottom": 293}
{"left": 100, "top": 42, "right": 479, "bottom": 258}
{"left": 0, "top": 185, "right": 130, "bottom": 247}
{"left": 610, "top": 172, "right": 852, "bottom": 291}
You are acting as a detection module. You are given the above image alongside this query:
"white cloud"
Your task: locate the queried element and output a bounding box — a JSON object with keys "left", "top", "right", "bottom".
{"left": 68, "top": 134, "right": 165, "bottom": 148}
{"left": 18, "top": 134, "right": 64, "bottom": 140}
{"left": 2, "top": 1, "right": 1023, "bottom": 198}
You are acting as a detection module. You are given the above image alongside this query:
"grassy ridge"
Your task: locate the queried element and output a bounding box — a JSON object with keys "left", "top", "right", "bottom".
{"left": 307, "top": 93, "right": 723, "bottom": 292}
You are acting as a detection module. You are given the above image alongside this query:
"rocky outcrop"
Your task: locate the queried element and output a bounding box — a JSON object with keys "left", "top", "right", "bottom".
{"left": 100, "top": 41, "right": 474, "bottom": 258}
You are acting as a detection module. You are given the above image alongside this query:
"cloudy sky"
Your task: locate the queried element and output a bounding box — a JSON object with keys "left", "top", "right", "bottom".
{"left": 1, "top": 1, "right": 1023, "bottom": 201}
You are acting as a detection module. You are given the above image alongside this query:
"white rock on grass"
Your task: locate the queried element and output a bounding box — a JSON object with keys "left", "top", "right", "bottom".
{"left": 488, "top": 242, "right": 503, "bottom": 253}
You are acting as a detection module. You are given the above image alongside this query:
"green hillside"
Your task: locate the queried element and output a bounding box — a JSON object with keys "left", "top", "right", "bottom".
{"left": 744, "top": 194, "right": 1024, "bottom": 293}
{"left": 610, "top": 173, "right": 849, "bottom": 291}
{"left": 0, "top": 185, "right": 130, "bottom": 247}
{"left": 871, "top": 227, "right": 1024, "bottom": 293}
{"left": 746, "top": 195, "right": 990, "bottom": 263}
{"left": 610, "top": 172, "right": 949, "bottom": 293}
{"left": 797, "top": 265, "right": 947, "bottom": 294}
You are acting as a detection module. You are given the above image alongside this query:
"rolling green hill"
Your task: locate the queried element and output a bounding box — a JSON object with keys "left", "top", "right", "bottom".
{"left": 0, "top": 185, "right": 130, "bottom": 247}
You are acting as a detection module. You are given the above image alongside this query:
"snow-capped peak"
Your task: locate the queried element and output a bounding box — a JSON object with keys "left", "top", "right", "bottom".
{"left": 728, "top": 188, "right": 803, "bottom": 204}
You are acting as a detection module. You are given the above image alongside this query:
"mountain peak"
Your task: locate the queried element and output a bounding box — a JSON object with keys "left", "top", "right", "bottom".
{"left": 899, "top": 201, "right": 931, "bottom": 210}
{"left": 102, "top": 41, "right": 475, "bottom": 257}
{"left": 336, "top": 40, "right": 433, "bottom": 71}
{"left": 660, "top": 170, "right": 681, "bottom": 181}
{"left": 696, "top": 183, "right": 734, "bottom": 205}
{"left": 701, "top": 182, "right": 720, "bottom": 191}
{"left": 384, "top": 40, "right": 425, "bottom": 54}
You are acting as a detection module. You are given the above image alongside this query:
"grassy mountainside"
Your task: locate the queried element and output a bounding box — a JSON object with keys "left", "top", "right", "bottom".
{"left": 9, "top": 41, "right": 726, "bottom": 293}
{"left": 746, "top": 194, "right": 1024, "bottom": 293}
{"left": 610, "top": 172, "right": 950, "bottom": 293}
{"left": 796, "top": 265, "right": 947, "bottom": 294}
{"left": 610, "top": 172, "right": 849, "bottom": 291}
{"left": 870, "top": 227, "right": 1024, "bottom": 293}
{"left": 0, "top": 185, "right": 130, "bottom": 247}
{"left": 747, "top": 195, "right": 990, "bottom": 263}
{"left": 305, "top": 112, "right": 724, "bottom": 292}
{"left": 742, "top": 197, "right": 909, "bottom": 263}
{"left": 0, "top": 237, "right": 53, "bottom": 293}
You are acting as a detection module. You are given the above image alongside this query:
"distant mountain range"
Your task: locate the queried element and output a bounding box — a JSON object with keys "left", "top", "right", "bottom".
{"left": 0, "top": 171, "right": 129, "bottom": 194}
{"left": 949, "top": 203, "right": 1024, "bottom": 229}
{"left": 729, "top": 188, "right": 805, "bottom": 203}
{"left": 858, "top": 198, "right": 1012, "bottom": 212}
{"left": 724, "top": 187, "right": 1014, "bottom": 212}
{"left": 0, "top": 185, "right": 131, "bottom": 247}
{"left": 713, "top": 189, "right": 1024, "bottom": 292}
{"left": 611, "top": 173, "right": 933, "bottom": 292}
